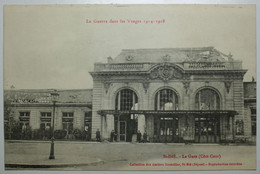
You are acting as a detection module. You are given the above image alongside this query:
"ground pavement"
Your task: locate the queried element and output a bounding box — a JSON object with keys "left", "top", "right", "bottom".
{"left": 4, "top": 140, "right": 257, "bottom": 171}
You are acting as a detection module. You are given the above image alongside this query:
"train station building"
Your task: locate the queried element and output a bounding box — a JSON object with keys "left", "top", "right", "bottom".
{"left": 90, "top": 47, "right": 255, "bottom": 143}
{"left": 4, "top": 47, "right": 256, "bottom": 143}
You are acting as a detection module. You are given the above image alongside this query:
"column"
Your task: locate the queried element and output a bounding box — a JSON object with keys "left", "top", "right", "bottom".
{"left": 106, "top": 114, "right": 115, "bottom": 139}
{"left": 118, "top": 92, "right": 121, "bottom": 110}
{"left": 157, "top": 93, "right": 160, "bottom": 110}
{"left": 232, "top": 116, "right": 235, "bottom": 142}
{"left": 117, "top": 115, "right": 120, "bottom": 141}
{"left": 146, "top": 115, "right": 154, "bottom": 142}
{"left": 138, "top": 114, "right": 146, "bottom": 135}
{"left": 101, "top": 115, "right": 104, "bottom": 139}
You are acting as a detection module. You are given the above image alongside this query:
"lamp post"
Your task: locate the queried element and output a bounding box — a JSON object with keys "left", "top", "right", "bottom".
{"left": 49, "top": 90, "right": 59, "bottom": 160}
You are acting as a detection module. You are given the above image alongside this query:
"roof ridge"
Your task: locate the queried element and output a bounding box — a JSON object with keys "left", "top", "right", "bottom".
{"left": 121, "top": 47, "right": 214, "bottom": 52}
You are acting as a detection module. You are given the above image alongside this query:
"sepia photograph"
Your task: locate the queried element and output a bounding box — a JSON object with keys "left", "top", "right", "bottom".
{"left": 1, "top": 2, "right": 258, "bottom": 173}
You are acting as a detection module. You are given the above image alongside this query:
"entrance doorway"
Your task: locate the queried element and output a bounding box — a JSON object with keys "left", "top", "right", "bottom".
{"left": 119, "top": 121, "right": 126, "bottom": 141}
{"left": 115, "top": 115, "right": 137, "bottom": 142}
{"left": 154, "top": 116, "right": 179, "bottom": 143}
{"left": 195, "top": 116, "right": 220, "bottom": 143}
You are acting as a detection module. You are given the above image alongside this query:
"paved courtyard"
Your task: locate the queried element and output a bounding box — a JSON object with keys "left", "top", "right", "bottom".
{"left": 4, "top": 140, "right": 256, "bottom": 171}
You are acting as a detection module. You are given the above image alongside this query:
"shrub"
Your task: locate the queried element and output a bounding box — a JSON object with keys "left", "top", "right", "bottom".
{"left": 32, "top": 129, "right": 43, "bottom": 140}
{"left": 31, "top": 129, "right": 51, "bottom": 140}
{"left": 54, "top": 130, "right": 67, "bottom": 139}
{"left": 73, "top": 129, "right": 85, "bottom": 140}
{"left": 4, "top": 122, "right": 10, "bottom": 139}
{"left": 22, "top": 126, "right": 32, "bottom": 140}
{"left": 11, "top": 121, "right": 22, "bottom": 139}
{"left": 43, "top": 129, "right": 52, "bottom": 139}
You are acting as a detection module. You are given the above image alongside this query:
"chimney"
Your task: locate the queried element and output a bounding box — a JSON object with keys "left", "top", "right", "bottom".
{"left": 107, "top": 56, "right": 113, "bottom": 63}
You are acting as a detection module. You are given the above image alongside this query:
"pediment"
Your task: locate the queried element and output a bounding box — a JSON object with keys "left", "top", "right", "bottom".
{"left": 149, "top": 63, "right": 184, "bottom": 81}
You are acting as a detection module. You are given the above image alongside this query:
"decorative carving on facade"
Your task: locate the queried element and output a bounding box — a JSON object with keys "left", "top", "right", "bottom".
{"left": 162, "top": 54, "right": 171, "bottom": 62}
{"left": 224, "top": 81, "right": 232, "bottom": 93}
{"left": 183, "top": 74, "right": 190, "bottom": 81}
{"left": 69, "top": 95, "right": 78, "bottom": 99}
{"left": 187, "top": 62, "right": 226, "bottom": 69}
{"left": 173, "top": 70, "right": 182, "bottom": 79}
{"left": 107, "top": 56, "right": 113, "bottom": 63}
{"left": 182, "top": 81, "right": 190, "bottom": 94}
{"left": 158, "top": 66, "right": 173, "bottom": 81}
{"left": 104, "top": 82, "right": 111, "bottom": 94}
{"left": 109, "top": 63, "right": 143, "bottom": 70}
{"left": 150, "top": 70, "right": 159, "bottom": 79}
{"left": 149, "top": 64, "right": 183, "bottom": 81}
{"left": 224, "top": 73, "right": 244, "bottom": 81}
{"left": 91, "top": 74, "right": 112, "bottom": 81}
{"left": 227, "top": 53, "right": 234, "bottom": 61}
{"left": 142, "top": 81, "right": 150, "bottom": 93}
{"left": 125, "top": 55, "right": 134, "bottom": 61}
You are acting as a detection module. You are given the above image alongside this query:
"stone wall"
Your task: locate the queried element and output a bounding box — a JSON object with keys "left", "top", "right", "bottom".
{"left": 91, "top": 73, "right": 246, "bottom": 142}
{"left": 244, "top": 102, "right": 256, "bottom": 142}
{"left": 91, "top": 81, "right": 104, "bottom": 139}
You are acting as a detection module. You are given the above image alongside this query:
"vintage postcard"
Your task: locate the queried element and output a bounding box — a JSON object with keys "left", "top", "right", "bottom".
{"left": 1, "top": 3, "right": 258, "bottom": 173}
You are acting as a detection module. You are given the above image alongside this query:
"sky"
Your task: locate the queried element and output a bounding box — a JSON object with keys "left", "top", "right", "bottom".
{"left": 3, "top": 5, "right": 256, "bottom": 89}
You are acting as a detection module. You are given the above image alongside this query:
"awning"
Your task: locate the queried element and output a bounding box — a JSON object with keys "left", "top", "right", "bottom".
{"left": 97, "top": 110, "right": 238, "bottom": 117}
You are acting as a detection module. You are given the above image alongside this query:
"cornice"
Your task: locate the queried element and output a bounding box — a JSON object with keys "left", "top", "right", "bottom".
{"left": 10, "top": 102, "right": 92, "bottom": 108}
{"left": 91, "top": 69, "right": 247, "bottom": 76}
{"left": 91, "top": 69, "right": 247, "bottom": 82}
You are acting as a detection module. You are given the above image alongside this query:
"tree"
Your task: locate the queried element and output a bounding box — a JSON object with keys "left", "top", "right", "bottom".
{"left": 4, "top": 98, "right": 13, "bottom": 139}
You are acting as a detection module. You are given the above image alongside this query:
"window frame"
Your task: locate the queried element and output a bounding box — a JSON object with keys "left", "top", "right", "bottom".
{"left": 251, "top": 108, "right": 256, "bottom": 136}
{"left": 195, "top": 88, "right": 220, "bottom": 110}
{"left": 154, "top": 89, "right": 178, "bottom": 111}
{"left": 62, "top": 112, "right": 74, "bottom": 133}
{"left": 115, "top": 89, "right": 138, "bottom": 111}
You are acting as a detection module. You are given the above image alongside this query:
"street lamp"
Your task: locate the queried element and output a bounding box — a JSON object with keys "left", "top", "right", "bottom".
{"left": 49, "top": 90, "right": 59, "bottom": 160}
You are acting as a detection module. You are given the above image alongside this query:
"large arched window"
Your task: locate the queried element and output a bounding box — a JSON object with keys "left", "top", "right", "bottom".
{"left": 155, "top": 89, "right": 178, "bottom": 110}
{"left": 115, "top": 89, "right": 138, "bottom": 110}
{"left": 195, "top": 88, "right": 220, "bottom": 110}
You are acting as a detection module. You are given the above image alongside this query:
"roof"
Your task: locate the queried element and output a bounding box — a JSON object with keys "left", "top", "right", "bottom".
{"left": 98, "top": 110, "right": 238, "bottom": 116}
{"left": 110, "top": 47, "right": 232, "bottom": 63}
{"left": 244, "top": 82, "right": 256, "bottom": 99}
{"left": 4, "top": 89, "right": 93, "bottom": 104}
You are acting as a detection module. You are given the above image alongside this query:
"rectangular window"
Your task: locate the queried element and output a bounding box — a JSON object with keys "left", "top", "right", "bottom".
{"left": 62, "top": 112, "right": 74, "bottom": 134}
{"left": 40, "top": 122, "right": 51, "bottom": 130}
{"left": 63, "top": 112, "right": 74, "bottom": 117}
{"left": 41, "top": 112, "right": 51, "bottom": 117}
{"left": 251, "top": 108, "right": 256, "bottom": 115}
{"left": 85, "top": 112, "right": 92, "bottom": 122}
{"left": 40, "top": 112, "right": 51, "bottom": 130}
{"left": 20, "top": 112, "right": 30, "bottom": 117}
{"left": 63, "top": 122, "right": 73, "bottom": 133}
{"left": 251, "top": 108, "right": 256, "bottom": 136}
{"left": 19, "top": 112, "right": 30, "bottom": 131}
{"left": 236, "top": 120, "right": 244, "bottom": 135}
{"left": 19, "top": 112, "right": 30, "bottom": 129}
{"left": 20, "top": 122, "right": 30, "bottom": 130}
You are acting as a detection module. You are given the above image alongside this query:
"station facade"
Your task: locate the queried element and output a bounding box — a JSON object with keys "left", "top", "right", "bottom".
{"left": 4, "top": 47, "right": 256, "bottom": 143}
{"left": 90, "top": 47, "right": 255, "bottom": 143}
